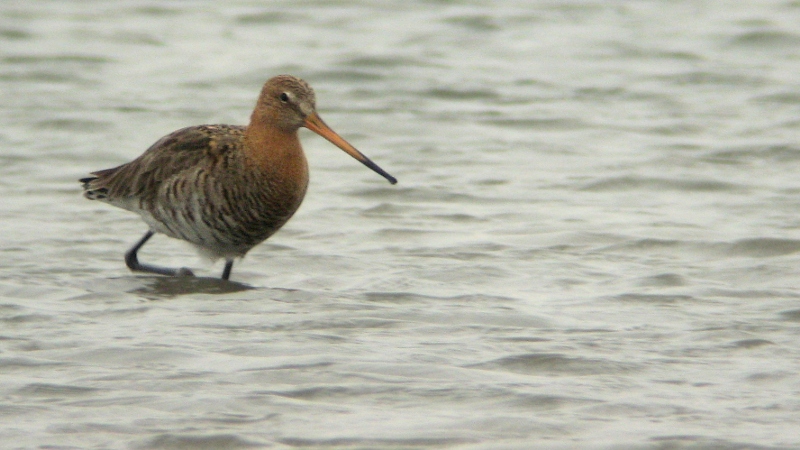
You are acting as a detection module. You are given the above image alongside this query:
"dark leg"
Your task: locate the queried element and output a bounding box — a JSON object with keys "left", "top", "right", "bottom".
{"left": 221, "top": 259, "right": 233, "bottom": 280}
{"left": 124, "top": 231, "right": 194, "bottom": 277}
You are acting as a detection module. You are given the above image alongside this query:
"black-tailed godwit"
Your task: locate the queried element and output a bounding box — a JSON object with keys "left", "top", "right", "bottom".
{"left": 80, "top": 75, "right": 396, "bottom": 280}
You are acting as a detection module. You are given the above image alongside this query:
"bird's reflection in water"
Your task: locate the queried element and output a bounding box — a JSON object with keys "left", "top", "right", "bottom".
{"left": 129, "top": 275, "right": 255, "bottom": 299}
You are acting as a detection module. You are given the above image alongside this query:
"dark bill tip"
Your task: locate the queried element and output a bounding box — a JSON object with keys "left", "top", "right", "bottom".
{"left": 361, "top": 157, "right": 397, "bottom": 185}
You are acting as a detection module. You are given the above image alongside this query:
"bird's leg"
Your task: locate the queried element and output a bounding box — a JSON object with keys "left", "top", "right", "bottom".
{"left": 124, "top": 231, "right": 195, "bottom": 277}
{"left": 221, "top": 259, "right": 234, "bottom": 280}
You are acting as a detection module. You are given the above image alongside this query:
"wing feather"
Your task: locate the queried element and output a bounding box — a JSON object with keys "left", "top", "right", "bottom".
{"left": 81, "top": 125, "right": 245, "bottom": 209}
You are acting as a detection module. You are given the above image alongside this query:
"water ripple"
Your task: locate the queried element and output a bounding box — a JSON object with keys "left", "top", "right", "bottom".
{"left": 475, "top": 353, "right": 639, "bottom": 376}
{"left": 580, "top": 176, "right": 744, "bottom": 192}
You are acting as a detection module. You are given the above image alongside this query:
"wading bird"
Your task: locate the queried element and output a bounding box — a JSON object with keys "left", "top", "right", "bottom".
{"left": 80, "top": 75, "right": 396, "bottom": 280}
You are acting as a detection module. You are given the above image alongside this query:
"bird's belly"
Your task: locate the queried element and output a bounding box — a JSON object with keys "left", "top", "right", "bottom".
{"left": 143, "top": 191, "right": 301, "bottom": 260}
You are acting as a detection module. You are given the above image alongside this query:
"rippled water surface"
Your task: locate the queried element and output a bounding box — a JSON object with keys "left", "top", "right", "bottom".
{"left": 2, "top": 1, "right": 800, "bottom": 449}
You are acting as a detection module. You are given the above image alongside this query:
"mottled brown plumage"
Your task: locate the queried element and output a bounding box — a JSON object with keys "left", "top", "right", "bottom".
{"left": 81, "top": 75, "right": 396, "bottom": 280}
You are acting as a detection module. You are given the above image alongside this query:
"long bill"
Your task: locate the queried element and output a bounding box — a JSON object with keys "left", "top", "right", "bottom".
{"left": 304, "top": 112, "right": 397, "bottom": 185}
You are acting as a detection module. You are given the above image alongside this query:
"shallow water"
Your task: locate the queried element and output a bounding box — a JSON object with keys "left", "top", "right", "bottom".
{"left": 2, "top": 1, "right": 800, "bottom": 448}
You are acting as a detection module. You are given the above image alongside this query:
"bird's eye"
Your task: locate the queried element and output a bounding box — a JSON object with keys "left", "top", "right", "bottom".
{"left": 279, "top": 93, "right": 290, "bottom": 102}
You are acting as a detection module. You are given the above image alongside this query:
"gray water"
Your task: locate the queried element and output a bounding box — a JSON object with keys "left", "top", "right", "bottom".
{"left": 2, "top": 1, "right": 800, "bottom": 449}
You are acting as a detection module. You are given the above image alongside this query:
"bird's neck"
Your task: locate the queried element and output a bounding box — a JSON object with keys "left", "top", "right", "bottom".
{"left": 243, "top": 117, "right": 309, "bottom": 184}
